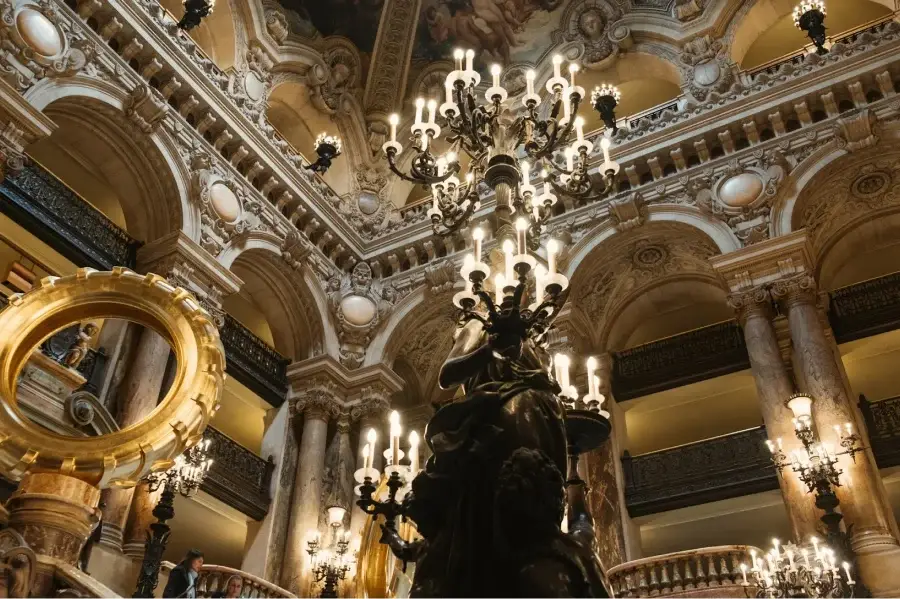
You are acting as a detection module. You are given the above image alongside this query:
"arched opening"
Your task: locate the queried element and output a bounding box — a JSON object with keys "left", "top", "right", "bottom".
{"left": 267, "top": 81, "right": 351, "bottom": 196}
{"left": 27, "top": 97, "right": 182, "bottom": 243}
{"left": 159, "top": 0, "right": 238, "bottom": 70}
{"left": 733, "top": 0, "right": 892, "bottom": 69}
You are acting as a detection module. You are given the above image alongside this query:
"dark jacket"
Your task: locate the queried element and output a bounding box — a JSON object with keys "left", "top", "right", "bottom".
{"left": 162, "top": 563, "right": 194, "bottom": 598}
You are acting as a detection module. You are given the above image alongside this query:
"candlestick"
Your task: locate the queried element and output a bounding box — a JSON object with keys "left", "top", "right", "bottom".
{"left": 445, "top": 78, "right": 453, "bottom": 104}
{"left": 362, "top": 443, "right": 371, "bottom": 471}
{"left": 568, "top": 63, "right": 579, "bottom": 88}
{"left": 515, "top": 218, "right": 527, "bottom": 255}
{"left": 534, "top": 265, "right": 546, "bottom": 305}
{"left": 562, "top": 93, "right": 572, "bottom": 122}
{"left": 366, "top": 428, "right": 377, "bottom": 470}
{"left": 389, "top": 410, "right": 401, "bottom": 466}
{"left": 751, "top": 550, "right": 759, "bottom": 572}
{"left": 421, "top": 133, "right": 429, "bottom": 152}
{"left": 843, "top": 562, "right": 854, "bottom": 585}
{"left": 547, "top": 239, "right": 558, "bottom": 275}
{"left": 557, "top": 354, "right": 571, "bottom": 392}
{"left": 389, "top": 114, "right": 398, "bottom": 143}
{"left": 495, "top": 273, "right": 505, "bottom": 304}
{"left": 465, "top": 49, "right": 474, "bottom": 73}
{"left": 414, "top": 97, "right": 425, "bottom": 126}
{"left": 740, "top": 564, "right": 748, "bottom": 585}
{"left": 491, "top": 64, "right": 501, "bottom": 88}
{"left": 565, "top": 147, "right": 575, "bottom": 172}
{"left": 409, "top": 430, "right": 419, "bottom": 474}
{"left": 586, "top": 356, "right": 598, "bottom": 399}
{"left": 436, "top": 157, "right": 447, "bottom": 177}
{"left": 552, "top": 54, "right": 563, "bottom": 79}
{"left": 472, "top": 227, "right": 484, "bottom": 262}
{"left": 575, "top": 116, "right": 585, "bottom": 142}
{"left": 427, "top": 99, "right": 437, "bottom": 124}
{"left": 503, "top": 239, "right": 515, "bottom": 283}
{"left": 526, "top": 69, "right": 535, "bottom": 95}
{"left": 454, "top": 48, "right": 464, "bottom": 71}
{"left": 521, "top": 160, "right": 531, "bottom": 186}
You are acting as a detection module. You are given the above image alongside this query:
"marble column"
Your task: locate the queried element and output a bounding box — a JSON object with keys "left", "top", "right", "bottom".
{"left": 121, "top": 480, "right": 162, "bottom": 558}
{"left": 280, "top": 399, "right": 336, "bottom": 594}
{"left": 99, "top": 327, "right": 172, "bottom": 552}
{"left": 773, "top": 275, "right": 900, "bottom": 596}
{"left": 728, "top": 286, "right": 820, "bottom": 541}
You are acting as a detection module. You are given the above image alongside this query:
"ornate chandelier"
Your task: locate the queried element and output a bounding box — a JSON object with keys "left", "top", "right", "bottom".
{"left": 794, "top": 0, "right": 828, "bottom": 55}
{"left": 306, "top": 507, "right": 355, "bottom": 599}
{"left": 742, "top": 537, "right": 855, "bottom": 598}
{"left": 382, "top": 49, "right": 623, "bottom": 237}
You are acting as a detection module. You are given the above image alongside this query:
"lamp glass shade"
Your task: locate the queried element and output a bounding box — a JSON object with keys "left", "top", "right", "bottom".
{"left": 787, "top": 394, "right": 813, "bottom": 419}
{"left": 327, "top": 506, "right": 347, "bottom": 526}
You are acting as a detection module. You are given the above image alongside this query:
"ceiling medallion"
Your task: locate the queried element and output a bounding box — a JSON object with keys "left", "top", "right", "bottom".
{"left": 850, "top": 170, "right": 891, "bottom": 199}
{"left": 633, "top": 245, "right": 668, "bottom": 268}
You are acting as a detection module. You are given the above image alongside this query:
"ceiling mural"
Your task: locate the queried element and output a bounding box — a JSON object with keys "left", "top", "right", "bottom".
{"left": 415, "top": 0, "right": 568, "bottom": 65}
{"left": 276, "top": 0, "right": 385, "bottom": 53}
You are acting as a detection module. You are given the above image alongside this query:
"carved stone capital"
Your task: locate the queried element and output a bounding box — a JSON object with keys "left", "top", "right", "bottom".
{"left": 336, "top": 413, "right": 352, "bottom": 434}
{"left": 771, "top": 275, "right": 818, "bottom": 310}
{"left": 727, "top": 286, "right": 774, "bottom": 322}
{"left": 291, "top": 384, "right": 343, "bottom": 421}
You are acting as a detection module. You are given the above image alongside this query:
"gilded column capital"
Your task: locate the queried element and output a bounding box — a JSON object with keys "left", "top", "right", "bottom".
{"left": 727, "top": 285, "right": 774, "bottom": 322}
{"left": 771, "top": 275, "right": 818, "bottom": 309}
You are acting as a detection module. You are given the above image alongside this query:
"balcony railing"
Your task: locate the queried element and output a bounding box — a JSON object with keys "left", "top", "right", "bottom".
{"left": 830, "top": 272, "right": 900, "bottom": 343}
{"left": 612, "top": 321, "right": 750, "bottom": 400}
{"left": 0, "top": 162, "right": 141, "bottom": 269}
{"left": 161, "top": 562, "right": 294, "bottom": 598}
{"left": 200, "top": 425, "right": 275, "bottom": 521}
{"left": 860, "top": 394, "right": 900, "bottom": 469}
{"left": 622, "top": 426, "right": 777, "bottom": 517}
{"left": 220, "top": 314, "right": 289, "bottom": 407}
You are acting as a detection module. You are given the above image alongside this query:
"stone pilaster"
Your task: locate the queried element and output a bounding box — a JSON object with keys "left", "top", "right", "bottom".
{"left": 0, "top": 78, "right": 55, "bottom": 181}
{"left": 727, "top": 285, "right": 820, "bottom": 541}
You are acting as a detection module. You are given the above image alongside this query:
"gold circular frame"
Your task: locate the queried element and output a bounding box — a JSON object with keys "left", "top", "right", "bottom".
{"left": 0, "top": 267, "right": 225, "bottom": 487}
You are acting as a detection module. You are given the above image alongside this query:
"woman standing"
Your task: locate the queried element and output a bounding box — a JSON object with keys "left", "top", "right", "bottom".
{"left": 162, "top": 549, "right": 204, "bottom": 598}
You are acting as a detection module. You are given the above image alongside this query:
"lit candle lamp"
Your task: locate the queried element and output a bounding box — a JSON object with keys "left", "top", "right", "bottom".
{"left": 547, "top": 239, "right": 558, "bottom": 276}
{"left": 414, "top": 97, "right": 425, "bottom": 127}
{"left": 516, "top": 218, "right": 528, "bottom": 255}
{"left": 409, "top": 430, "right": 419, "bottom": 474}
{"left": 362, "top": 444, "right": 371, "bottom": 471}
{"left": 552, "top": 54, "right": 563, "bottom": 79}
{"left": 491, "top": 64, "right": 502, "bottom": 88}
{"left": 534, "top": 265, "right": 546, "bottom": 305}
{"left": 575, "top": 116, "right": 585, "bottom": 142}
{"left": 586, "top": 356, "right": 598, "bottom": 400}
{"left": 454, "top": 48, "right": 464, "bottom": 71}
{"left": 495, "top": 273, "right": 506, "bottom": 304}
{"left": 389, "top": 411, "right": 401, "bottom": 466}
{"left": 427, "top": 99, "right": 437, "bottom": 124}
{"left": 366, "top": 428, "right": 377, "bottom": 470}
{"left": 472, "top": 227, "right": 484, "bottom": 262}
{"left": 565, "top": 147, "right": 575, "bottom": 172}
{"left": 568, "top": 63, "right": 579, "bottom": 88}
{"left": 843, "top": 562, "right": 854, "bottom": 585}
{"left": 445, "top": 77, "right": 454, "bottom": 105}
{"left": 521, "top": 160, "right": 531, "bottom": 186}
{"left": 503, "top": 239, "right": 515, "bottom": 283}
{"left": 389, "top": 113, "right": 398, "bottom": 143}
{"left": 740, "top": 564, "right": 748, "bottom": 585}
{"left": 556, "top": 354, "right": 571, "bottom": 392}
{"left": 465, "top": 49, "right": 474, "bottom": 73}
{"left": 526, "top": 69, "right": 535, "bottom": 95}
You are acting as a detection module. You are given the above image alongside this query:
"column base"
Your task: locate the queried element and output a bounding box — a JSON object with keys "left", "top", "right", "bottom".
{"left": 6, "top": 472, "right": 100, "bottom": 565}
{"left": 853, "top": 528, "right": 900, "bottom": 597}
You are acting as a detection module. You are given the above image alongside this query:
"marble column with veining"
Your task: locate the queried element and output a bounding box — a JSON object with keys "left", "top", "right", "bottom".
{"left": 773, "top": 275, "right": 900, "bottom": 596}
{"left": 729, "top": 286, "right": 821, "bottom": 541}
{"left": 98, "top": 326, "right": 172, "bottom": 552}
{"left": 280, "top": 401, "right": 334, "bottom": 594}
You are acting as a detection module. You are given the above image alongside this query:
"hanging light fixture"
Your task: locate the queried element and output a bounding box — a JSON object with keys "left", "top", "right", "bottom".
{"left": 304, "top": 133, "right": 344, "bottom": 175}
{"left": 178, "top": 0, "right": 215, "bottom": 31}
{"left": 742, "top": 537, "right": 855, "bottom": 598}
{"left": 591, "top": 84, "right": 621, "bottom": 134}
{"left": 793, "top": 0, "right": 828, "bottom": 55}
{"left": 307, "top": 508, "right": 354, "bottom": 599}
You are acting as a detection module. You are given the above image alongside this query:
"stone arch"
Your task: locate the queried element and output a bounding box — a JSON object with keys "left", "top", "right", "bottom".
{"left": 787, "top": 144, "right": 900, "bottom": 290}
{"left": 24, "top": 77, "right": 197, "bottom": 243}
{"left": 728, "top": 0, "right": 892, "bottom": 69}
{"left": 567, "top": 221, "right": 730, "bottom": 351}
{"left": 219, "top": 234, "right": 333, "bottom": 360}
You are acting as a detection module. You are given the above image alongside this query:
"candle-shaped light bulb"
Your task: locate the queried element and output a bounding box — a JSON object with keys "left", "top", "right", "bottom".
{"left": 552, "top": 54, "right": 563, "bottom": 79}
{"left": 772, "top": 538, "right": 780, "bottom": 556}
{"left": 408, "top": 430, "right": 420, "bottom": 474}
{"left": 503, "top": 239, "right": 515, "bottom": 283}
{"left": 740, "top": 564, "right": 748, "bottom": 585}
{"left": 436, "top": 157, "right": 447, "bottom": 177}
{"left": 534, "top": 264, "right": 546, "bottom": 305}
{"left": 526, "top": 69, "right": 536, "bottom": 95}
{"left": 491, "top": 64, "right": 502, "bottom": 88}
{"left": 362, "top": 443, "right": 371, "bottom": 471}
{"left": 453, "top": 48, "right": 464, "bottom": 71}
{"left": 388, "top": 113, "right": 399, "bottom": 143}
{"left": 427, "top": 99, "right": 437, "bottom": 124}
{"left": 568, "top": 63, "right": 579, "bottom": 88}
{"left": 766, "top": 440, "right": 776, "bottom": 454}
{"left": 472, "top": 227, "right": 484, "bottom": 262}
{"left": 565, "top": 147, "right": 575, "bottom": 171}
{"left": 557, "top": 353, "right": 571, "bottom": 392}
{"left": 445, "top": 77, "right": 454, "bottom": 104}
{"left": 843, "top": 562, "right": 854, "bottom": 585}
{"left": 389, "top": 411, "right": 401, "bottom": 466}
{"left": 586, "top": 356, "right": 598, "bottom": 399}
{"left": 446, "top": 151, "right": 457, "bottom": 165}
{"left": 562, "top": 93, "right": 572, "bottom": 121}
{"left": 845, "top": 422, "right": 853, "bottom": 435}
{"left": 495, "top": 273, "right": 506, "bottom": 304}
{"left": 521, "top": 160, "right": 531, "bottom": 186}
{"left": 414, "top": 97, "right": 425, "bottom": 125}
{"left": 466, "top": 172, "right": 474, "bottom": 184}
{"left": 547, "top": 239, "right": 559, "bottom": 275}
{"left": 465, "top": 49, "right": 475, "bottom": 72}
{"left": 515, "top": 218, "right": 528, "bottom": 254}
{"left": 575, "top": 116, "right": 585, "bottom": 142}
{"left": 462, "top": 253, "right": 475, "bottom": 278}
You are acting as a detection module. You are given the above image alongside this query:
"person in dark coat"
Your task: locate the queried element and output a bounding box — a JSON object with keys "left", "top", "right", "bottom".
{"left": 163, "top": 549, "right": 204, "bottom": 598}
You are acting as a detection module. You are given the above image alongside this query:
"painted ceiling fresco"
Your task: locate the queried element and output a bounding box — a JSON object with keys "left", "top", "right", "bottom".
{"left": 276, "top": 0, "right": 386, "bottom": 52}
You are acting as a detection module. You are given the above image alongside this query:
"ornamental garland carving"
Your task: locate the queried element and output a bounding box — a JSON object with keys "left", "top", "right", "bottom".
{"left": 0, "top": 0, "right": 94, "bottom": 92}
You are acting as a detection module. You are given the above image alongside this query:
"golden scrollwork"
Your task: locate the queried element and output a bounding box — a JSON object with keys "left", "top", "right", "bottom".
{"left": 0, "top": 267, "right": 225, "bottom": 488}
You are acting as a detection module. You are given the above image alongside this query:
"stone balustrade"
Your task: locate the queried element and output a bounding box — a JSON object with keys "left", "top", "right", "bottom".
{"left": 607, "top": 546, "right": 759, "bottom": 598}
{"left": 162, "top": 562, "right": 295, "bottom": 598}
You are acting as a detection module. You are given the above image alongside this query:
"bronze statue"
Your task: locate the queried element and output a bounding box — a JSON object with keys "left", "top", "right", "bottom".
{"left": 379, "top": 317, "right": 608, "bottom": 597}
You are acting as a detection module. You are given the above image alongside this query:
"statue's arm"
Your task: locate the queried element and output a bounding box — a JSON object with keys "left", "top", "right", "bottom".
{"left": 438, "top": 319, "right": 492, "bottom": 389}
{"left": 379, "top": 524, "right": 425, "bottom": 563}
{"left": 566, "top": 460, "right": 595, "bottom": 545}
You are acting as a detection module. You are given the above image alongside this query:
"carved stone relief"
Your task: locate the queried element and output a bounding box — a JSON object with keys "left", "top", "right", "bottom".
{"left": 326, "top": 262, "right": 395, "bottom": 368}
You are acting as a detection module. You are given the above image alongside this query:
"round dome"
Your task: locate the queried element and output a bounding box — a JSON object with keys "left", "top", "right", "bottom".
{"left": 341, "top": 295, "right": 377, "bottom": 326}
{"left": 719, "top": 173, "right": 763, "bottom": 207}
{"left": 17, "top": 9, "right": 62, "bottom": 57}
{"left": 209, "top": 183, "right": 241, "bottom": 223}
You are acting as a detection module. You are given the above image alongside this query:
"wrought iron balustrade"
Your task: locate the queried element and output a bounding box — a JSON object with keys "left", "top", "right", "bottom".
{"left": 622, "top": 426, "right": 778, "bottom": 517}
{"left": 220, "top": 314, "right": 289, "bottom": 407}
{"left": 860, "top": 394, "right": 900, "bottom": 469}
{"left": 829, "top": 272, "right": 900, "bottom": 343}
{"left": 612, "top": 321, "right": 750, "bottom": 400}
{"left": 0, "top": 162, "right": 141, "bottom": 269}
{"left": 200, "top": 425, "right": 275, "bottom": 521}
